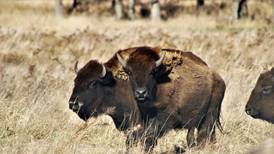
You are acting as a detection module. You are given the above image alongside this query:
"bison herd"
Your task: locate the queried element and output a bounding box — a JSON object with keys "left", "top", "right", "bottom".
{"left": 56, "top": 0, "right": 274, "bottom": 22}
{"left": 67, "top": 46, "right": 274, "bottom": 153}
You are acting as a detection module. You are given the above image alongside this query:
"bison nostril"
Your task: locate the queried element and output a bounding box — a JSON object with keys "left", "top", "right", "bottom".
{"left": 72, "top": 102, "right": 79, "bottom": 112}
{"left": 69, "top": 101, "right": 75, "bottom": 109}
{"left": 69, "top": 99, "right": 80, "bottom": 112}
{"left": 135, "top": 88, "right": 147, "bottom": 97}
{"left": 246, "top": 107, "right": 259, "bottom": 117}
{"left": 245, "top": 108, "right": 251, "bottom": 115}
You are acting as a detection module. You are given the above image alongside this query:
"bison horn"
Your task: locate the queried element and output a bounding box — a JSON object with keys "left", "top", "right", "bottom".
{"left": 270, "top": 67, "right": 274, "bottom": 81}
{"left": 74, "top": 61, "right": 79, "bottom": 74}
{"left": 100, "top": 64, "right": 107, "bottom": 78}
{"left": 116, "top": 53, "right": 127, "bottom": 68}
{"left": 155, "top": 51, "right": 165, "bottom": 67}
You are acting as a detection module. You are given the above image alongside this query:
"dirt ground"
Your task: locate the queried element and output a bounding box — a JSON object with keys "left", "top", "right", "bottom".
{"left": 0, "top": 0, "right": 274, "bottom": 154}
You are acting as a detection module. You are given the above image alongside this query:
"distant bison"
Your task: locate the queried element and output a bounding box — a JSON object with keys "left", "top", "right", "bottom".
{"left": 68, "top": 60, "right": 141, "bottom": 132}
{"left": 116, "top": 46, "right": 226, "bottom": 151}
{"left": 57, "top": 0, "right": 161, "bottom": 20}
{"left": 245, "top": 67, "right": 274, "bottom": 124}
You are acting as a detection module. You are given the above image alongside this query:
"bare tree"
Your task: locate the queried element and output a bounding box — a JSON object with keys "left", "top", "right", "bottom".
{"left": 233, "top": 0, "right": 248, "bottom": 19}
{"left": 114, "top": 0, "right": 124, "bottom": 19}
{"left": 151, "top": 0, "right": 161, "bottom": 21}
{"left": 197, "top": 0, "right": 204, "bottom": 9}
{"left": 55, "top": 0, "right": 64, "bottom": 17}
{"left": 272, "top": 0, "right": 274, "bottom": 23}
{"left": 128, "top": 0, "right": 136, "bottom": 20}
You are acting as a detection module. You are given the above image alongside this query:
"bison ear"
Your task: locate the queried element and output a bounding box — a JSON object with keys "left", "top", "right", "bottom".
{"left": 74, "top": 61, "right": 79, "bottom": 74}
{"left": 154, "top": 65, "right": 172, "bottom": 83}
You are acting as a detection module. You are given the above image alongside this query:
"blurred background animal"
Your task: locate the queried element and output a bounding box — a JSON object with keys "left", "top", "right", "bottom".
{"left": 246, "top": 67, "right": 274, "bottom": 124}
{"left": 55, "top": 0, "right": 274, "bottom": 22}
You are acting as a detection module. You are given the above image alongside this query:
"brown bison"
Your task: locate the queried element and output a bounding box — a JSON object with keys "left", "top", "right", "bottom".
{"left": 68, "top": 60, "right": 141, "bottom": 131}
{"left": 57, "top": 0, "right": 161, "bottom": 20}
{"left": 245, "top": 67, "right": 274, "bottom": 124}
{"left": 116, "top": 46, "right": 226, "bottom": 151}
{"left": 68, "top": 58, "right": 182, "bottom": 152}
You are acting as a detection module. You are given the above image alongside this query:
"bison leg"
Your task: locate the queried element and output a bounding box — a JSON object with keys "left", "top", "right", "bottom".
{"left": 233, "top": 0, "right": 248, "bottom": 19}
{"left": 208, "top": 73, "right": 225, "bottom": 143}
{"left": 126, "top": 126, "right": 156, "bottom": 152}
{"left": 151, "top": 0, "right": 161, "bottom": 21}
{"left": 126, "top": 126, "right": 144, "bottom": 147}
{"left": 196, "top": 0, "right": 204, "bottom": 9}
{"left": 142, "top": 114, "right": 175, "bottom": 152}
{"left": 197, "top": 73, "right": 225, "bottom": 147}
{"left": 67, "top": 0, "right": 79, "bottom": 14}
{"left": 128, "top": 0, "right": 136, "bottom": 20}
{"left": 196, "top": 113, "right": 218, "bottom": 147}
{"left": 72, "top": 0, "right": 79, "bottom": 8}
{"left": 114, "top": 0, "right": 125, "bottom": 19}
{"left": 187, "top": 128, "right": 196, "bottom": 148}
{"left": 128, "top": 114, "right": 174, "bottom": 152}
{"left": 196, "top": 115, "right": 214, "bottom": 148}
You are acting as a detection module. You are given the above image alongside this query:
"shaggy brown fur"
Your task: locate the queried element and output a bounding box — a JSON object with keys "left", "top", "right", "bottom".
{"left": 117, "top": 46, "right": 226, "bottom": 151}
{"left": 246, "top": 67, "right": 274, "bottom": 124}
{"left": 68, "top": 60, "right": 141, "bottom": 132}
{"left": 107, "top": 47, "right": 208, "bottom": 80}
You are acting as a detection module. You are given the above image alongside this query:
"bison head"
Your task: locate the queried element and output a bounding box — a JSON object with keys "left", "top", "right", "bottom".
{"left": 245, "top": 67, "right": 274, "bottom": 124}
{"left": 116, "top": 47, "right": 166, "bottom": 103}
{"left": 68, "top": 60, "right": 115, "bottom": 120}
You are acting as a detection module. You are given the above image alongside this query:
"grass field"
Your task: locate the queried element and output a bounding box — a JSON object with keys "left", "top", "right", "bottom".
{"left": 0, "top": 0, "right": 274, "bottom": 153}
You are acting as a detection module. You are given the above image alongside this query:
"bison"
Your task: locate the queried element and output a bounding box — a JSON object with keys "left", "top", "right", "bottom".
{"left": 68, "top": 60, "right": 141, "bottom": 132}
{"left": 68, "top": 57, "right": 186, "bottom": 152}
{"left": 116, "top": 46, "right": 226, "bottom": 151}
{"left": 56, "top": 0, "right": 161, "bottom": 20}
{"left": 245, "top": 67, "right": 274, "bottom": 124}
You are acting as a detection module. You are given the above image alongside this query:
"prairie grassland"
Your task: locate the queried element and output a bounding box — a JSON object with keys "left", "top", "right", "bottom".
{"left": 0, "top": 1, "right": 274, "bottom": 154}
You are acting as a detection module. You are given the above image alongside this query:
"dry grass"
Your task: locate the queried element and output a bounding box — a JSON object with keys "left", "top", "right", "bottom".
{"left": 0, "top": 0, "right": 274, "bottom": 154}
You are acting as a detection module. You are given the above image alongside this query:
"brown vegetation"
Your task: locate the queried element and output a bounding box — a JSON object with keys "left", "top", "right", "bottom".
{"left": 0, "top": 0, "right": 274, "bottom": 153}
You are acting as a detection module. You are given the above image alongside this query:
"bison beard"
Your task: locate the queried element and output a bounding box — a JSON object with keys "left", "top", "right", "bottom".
{"left": 68, "top": 60, "right": 142, "bottom": 141}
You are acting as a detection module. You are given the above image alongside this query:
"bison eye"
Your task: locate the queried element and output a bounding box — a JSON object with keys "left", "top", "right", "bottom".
{"left": 88, "top": 81, "right": 96, "bottom": 89}
{"left": 124, "top": 68, "right": 132, "bottom": 76}
{"left": 127, "top": 71, "right": 132, "bottom": 76}
{"left": 262, "top": 86, "right": 272, "bottom": 95}
{"left": 150, "top": 68, "right": 159, "bottom": 76}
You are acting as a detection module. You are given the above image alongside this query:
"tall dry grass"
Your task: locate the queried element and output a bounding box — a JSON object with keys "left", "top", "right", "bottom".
{"left": 0, "top": 0, "right": 274, "bottom": 153}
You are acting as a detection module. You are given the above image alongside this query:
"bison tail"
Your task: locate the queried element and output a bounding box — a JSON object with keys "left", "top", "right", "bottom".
{"left": 212, "top": 73, "right": 226, "bottom": 134}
